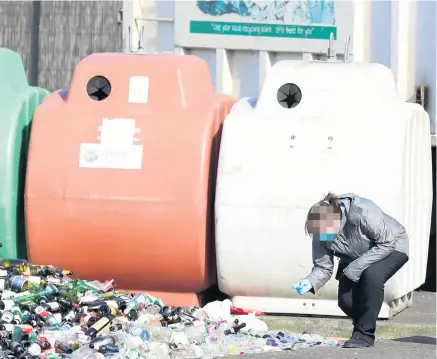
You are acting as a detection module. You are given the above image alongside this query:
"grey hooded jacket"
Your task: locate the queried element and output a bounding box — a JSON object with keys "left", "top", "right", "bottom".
{"left": 305, "top": 194, "right": 409, "bottom": 293}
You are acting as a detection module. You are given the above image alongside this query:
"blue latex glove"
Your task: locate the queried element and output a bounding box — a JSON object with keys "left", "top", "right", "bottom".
{"left": 293, "top": 279, "right": 312, "bottom": 295}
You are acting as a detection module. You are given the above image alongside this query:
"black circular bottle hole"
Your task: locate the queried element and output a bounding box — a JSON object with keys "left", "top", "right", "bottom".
{"left": 86, "top": 76, "right": 111, "bottom": 101}
{"left": 277, "top": 83, "right": 302, "bottom": 109}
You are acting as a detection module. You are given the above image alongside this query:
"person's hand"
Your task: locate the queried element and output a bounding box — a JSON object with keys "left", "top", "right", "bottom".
{"left": 293, "top": 279, "right": 312, "bottom": 295}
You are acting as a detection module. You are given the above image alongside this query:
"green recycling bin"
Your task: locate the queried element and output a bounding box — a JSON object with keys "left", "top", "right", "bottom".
{"left": 0, "top": 48, "right": 50, "bottom": 259}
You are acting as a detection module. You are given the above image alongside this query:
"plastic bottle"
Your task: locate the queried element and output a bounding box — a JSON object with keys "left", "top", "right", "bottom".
{"left": 89, "top": 332, "right": 128, "bottom": 349}
{"left": 86, "top": 353, "right": 106, "bottom": 359}
{"left": 69, "top": 346, "right": 98, "bottom": 359}
{"left": 148, "top": 341, "right": 171, "bottom": 359}
{"left": 27, "top": 342, "right": 42, "bottom": 356}
{"left": 148, "top": 325, "right": 173, "bottom": 343}
{"left": 117, "top": 347, "right": 147, "bottom": 359}
{"left": 120, "top": 335, "right": 149, "bottom": 355}
{"left": 39, "top": 324, "right": 71, "bottom": 343}
{"left": 184, "top": 324, "right": 208, "bottom": 345}
{"left": 123, "top": 294, "right": 147, "bottom": 316}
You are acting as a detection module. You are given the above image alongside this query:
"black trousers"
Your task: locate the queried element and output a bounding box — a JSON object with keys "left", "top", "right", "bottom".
{"left": 336, "top": 250, "right": 409, "bottom": 345}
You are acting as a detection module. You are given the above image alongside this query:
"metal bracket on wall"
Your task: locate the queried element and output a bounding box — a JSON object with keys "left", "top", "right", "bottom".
{"left": 343, "top": 36, "right": 351, "bottom": 63}
{"left": 415, "top": 85, "right": 427, "bottom": 110}
{"left": 138, "top": 26, "right": 144, "bottom": 51}
{"left": 127, "top": 26, "right": 132, "bottom": 52}
{"left": 117, "top": 8, "right": 123, "bottom": 24}
{"left": 314, "top": 34, "right": 352, "bottom": 63}
{"left": 413, "top": 85, "right": 434, "bottom": 148}
{"left": 134, "top": 17, "right": 174, "bottom": 52}
{"left": 124, "top": 17, "right": 175, "bottom": 54}
{"left": 327, "top": 32, "right": 336, "bottom": 60}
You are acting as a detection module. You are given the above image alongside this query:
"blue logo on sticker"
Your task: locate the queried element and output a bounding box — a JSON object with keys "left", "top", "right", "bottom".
{"left": 84, "top": 150, "right": 98, "bottom": 163}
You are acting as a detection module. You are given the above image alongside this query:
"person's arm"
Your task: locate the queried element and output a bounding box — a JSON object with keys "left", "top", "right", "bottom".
{"left": 305, "top": 239, "right": 334, "bottom": 293}
{"left": 343, "top": 207, "right": 399, "bottom": 282}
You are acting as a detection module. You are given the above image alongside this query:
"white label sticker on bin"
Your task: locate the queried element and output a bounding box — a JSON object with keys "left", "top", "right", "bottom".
{"left": 128, "top": 76, "right": 149, "bottom": 104}
{"left": 79, "top": 143, "right": 143, "bottom": 169}
{"left": 79, "top": 118, "right": 143, "bottom": 170}
{"left": 99, "top": 118, "right": 137, "bottom": 148}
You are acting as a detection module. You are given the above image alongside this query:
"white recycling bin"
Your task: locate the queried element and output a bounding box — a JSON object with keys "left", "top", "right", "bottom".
{"left": 214, "top": 61, "right": 433, "bottom": 318}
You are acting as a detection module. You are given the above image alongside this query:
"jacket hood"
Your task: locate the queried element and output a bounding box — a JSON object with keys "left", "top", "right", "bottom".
{"left": 338, "top": 193, "right": 355, "bottom": 230}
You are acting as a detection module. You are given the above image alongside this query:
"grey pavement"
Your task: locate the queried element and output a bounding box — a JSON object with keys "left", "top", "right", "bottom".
{"left": 390, "top": 291, "right": 436, "bottom": 326}
{"left": 237, "top": 291, "right": 437, "bottom": 358}
{"left": 260, "top": 291, "right": 436, "bottom": 340}
{"left": 238, "top": 339, "right": 436, "bottom": 359}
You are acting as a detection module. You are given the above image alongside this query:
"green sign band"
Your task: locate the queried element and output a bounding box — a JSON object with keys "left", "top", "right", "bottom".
{"left": 190, "top": 20, "right": 337, "bottom": 40}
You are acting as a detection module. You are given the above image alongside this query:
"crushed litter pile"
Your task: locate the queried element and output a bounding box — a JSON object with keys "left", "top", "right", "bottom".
{"left": 0, "top": 260, "right": 344, "bottom": 358}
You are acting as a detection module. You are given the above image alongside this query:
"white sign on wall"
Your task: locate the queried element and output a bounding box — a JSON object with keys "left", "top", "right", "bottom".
{"left": 174, "top": 1, "right": 353, "bottom": 53}
{"left": 79, "top": 118, "right": 143, "bottom": 170}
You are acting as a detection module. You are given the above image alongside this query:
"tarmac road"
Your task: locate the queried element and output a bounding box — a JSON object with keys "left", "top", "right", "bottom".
{"left": 237, "top": 338, "right": 437, "bottom": 359}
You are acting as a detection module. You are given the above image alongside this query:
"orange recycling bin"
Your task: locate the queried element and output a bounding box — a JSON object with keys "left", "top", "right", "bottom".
{"left": 25, "top": 53, "right": 236, "bottom": 306}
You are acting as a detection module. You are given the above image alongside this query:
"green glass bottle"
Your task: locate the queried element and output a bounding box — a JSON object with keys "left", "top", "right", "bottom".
{"left": 76, "top": 280, "right": 101, "bottom": 293}
{"left": 28, "top": 331, "right": 38, "bottom": 343}
{"left": 11, "top": 284, "right": 58, "bottom": 304}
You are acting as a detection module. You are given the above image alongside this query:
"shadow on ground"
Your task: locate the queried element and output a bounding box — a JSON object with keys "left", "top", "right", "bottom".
{"left": 391, "top": 336, "right": 436, "bottom": 345}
